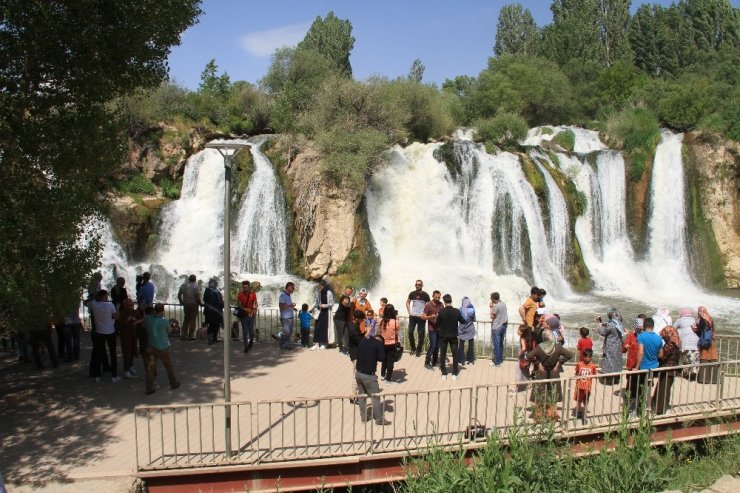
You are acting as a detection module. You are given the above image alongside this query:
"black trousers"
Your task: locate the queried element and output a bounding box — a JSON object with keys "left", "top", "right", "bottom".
{"left": 439, "top": 336, "right": 459, "bottom": 376}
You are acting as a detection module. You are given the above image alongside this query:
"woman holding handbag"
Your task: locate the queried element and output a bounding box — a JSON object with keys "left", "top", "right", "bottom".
{"left": 379, "top": 304, "right": 401, "bottom": 385}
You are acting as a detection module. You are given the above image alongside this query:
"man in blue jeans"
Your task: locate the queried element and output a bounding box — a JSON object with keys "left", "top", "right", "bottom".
{"left": 489, "top": 292, "right": 508, "bottom": 367}
{"left": 406, "top": 280, "right": 430, "bottom": 357}
{"left": 423, "top": 290, "right": 444, "bottom": 369}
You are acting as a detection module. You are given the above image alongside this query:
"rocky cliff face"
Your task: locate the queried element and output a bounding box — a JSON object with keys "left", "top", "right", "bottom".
{"left": 267, "top": 136, "right": 366, "bottom": 281}
{"left": 685, "top": 132, "right": 740, "bottom": 287}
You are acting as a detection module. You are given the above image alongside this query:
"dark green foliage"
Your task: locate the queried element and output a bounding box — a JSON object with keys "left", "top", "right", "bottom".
{"left": 198, "top": 59, "right": 231, "bottom": 98}
{"left": 0, "top": 0, "right": 200, "bottom": 329}
{"left": 117, "top": 174, "right": 157, "bottom": 196}
{"left": 552, "top": 129, "right": 575, "bottom": 152}
{"left": 297, "top": 11, "right": 355, "bottom": 76}
{"left": 606, "top": 108, "right": 661, "bottom": 180}
{"left": 474, "top": 113, "right": 528, "bottom": 151}
{"left": 158, "top": 177, "right": 181, "bottom": 200}
{"left": 494, "top": 4, "right": 540, "bottom": 56}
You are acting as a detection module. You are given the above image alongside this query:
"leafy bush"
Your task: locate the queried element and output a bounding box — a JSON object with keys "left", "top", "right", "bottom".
{"left": 117, "top": 173, "right": 156, "bottom": 195}
{"left": 316, "top": 126, "right": 389, "bottom": 187}
{"left": 474, "top": 112, "right": 528, "bottom": 151}
{"left": 553, "top": 128, "right": 576, "bottom": 151}
{"left": 159, "top": 177, "right": 180, "bottom": 199}
{"left": 606, "top": 107, "right": 661, "bottom": 180}
{"left": 379, "top": 79, "right": 456, "bottom": 142}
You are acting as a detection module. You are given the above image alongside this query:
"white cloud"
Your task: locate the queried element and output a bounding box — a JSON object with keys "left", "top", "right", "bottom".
{"left": 240, "top": 22, "right": 310, "bottom": 57}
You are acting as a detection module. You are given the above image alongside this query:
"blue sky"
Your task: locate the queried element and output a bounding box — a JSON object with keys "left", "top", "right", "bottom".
{"left": 167, "top": 0, "right": 737, "bottom": 89}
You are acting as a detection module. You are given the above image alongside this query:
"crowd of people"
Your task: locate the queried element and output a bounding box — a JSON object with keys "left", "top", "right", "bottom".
{"left": 2, "top": 273, "right": 721, "bottom": 423}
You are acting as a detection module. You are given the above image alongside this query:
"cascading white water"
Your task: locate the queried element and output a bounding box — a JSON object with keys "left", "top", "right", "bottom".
{"left": 646, "top": 131, "right": 690, "bottom": 280}
{"left": 366, "top": 140, "right": 570, "bottom": 308}
{"left": 155, "top": 149, "right": 225, "bottom": 274}
{"left": 530, "top": 151, "right": 571, "bottom": 273}
{"left": 523, "top": 126, "right": 607, "bottom": 154}
{"left": 232, "top": 136, "right": 288, "bottom": 275}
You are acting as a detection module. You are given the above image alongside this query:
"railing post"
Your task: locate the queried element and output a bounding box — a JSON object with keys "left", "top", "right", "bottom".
{"left": 715, "top": 364, "right": 723, "bottom": 412}
{"left": 469, "top": 385, "right": 476, "bottom": 442}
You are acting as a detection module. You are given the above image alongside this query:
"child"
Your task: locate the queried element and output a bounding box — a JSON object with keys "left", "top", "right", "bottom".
{"left": 574, "top": 348, "right": 597, "bottom": 424}
{"left": 378, "top": 297, "right": 388, "bottom": 319}
{"left": 363, "top": 309, "right": 377, "bottom": 337}
{"left": 298, "top": 303, "right": 312, "bottom": 348}
{"left": 576, "top": 327, "right": 592, "bottom": 362}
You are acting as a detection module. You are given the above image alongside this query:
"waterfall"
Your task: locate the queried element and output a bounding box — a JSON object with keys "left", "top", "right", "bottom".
{"left": 530, "top": 152, "right": 571, "bottom": 273}
{"left": 232, "top": 137, "right": 288, "bottom": 275}
{"left": 646, "top": 131, "right": 690, "bottom": 280}
{"left": 155, "top": 149, "right": 225, "bottom": 275}
{"left": 523, "top": 126, "right": 607, "bottom": 154}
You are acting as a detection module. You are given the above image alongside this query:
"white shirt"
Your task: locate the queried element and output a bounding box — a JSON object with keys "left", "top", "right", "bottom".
{"left": 91, "top": 300, "right": 117, "bottom": 335}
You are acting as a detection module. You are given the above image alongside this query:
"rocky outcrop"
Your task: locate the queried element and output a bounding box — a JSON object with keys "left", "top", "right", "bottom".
{"left": 271, "top": 136, "right": 365, "bottom": 280}
{"left": 685, "top": 132, "right": 740, "bottom": 287}
{"left": 107, "top": 195, "right": 164, "bottom": 261}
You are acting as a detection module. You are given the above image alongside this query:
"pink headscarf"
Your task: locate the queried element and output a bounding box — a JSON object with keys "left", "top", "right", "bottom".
{"left": 698, "top": 306, "right": 714, "bottom": 328}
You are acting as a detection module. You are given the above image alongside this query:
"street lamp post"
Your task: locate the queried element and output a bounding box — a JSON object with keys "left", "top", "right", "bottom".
{"left": 204, "top": 140, "right": 250, "bottom": 459}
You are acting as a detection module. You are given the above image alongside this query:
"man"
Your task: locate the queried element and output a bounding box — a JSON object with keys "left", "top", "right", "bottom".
{"left": 334, "top": 289, "right": 353, "bottom": 354}
{"left": 237, "top": 280, "right": 258, "bottom": 352}
{"left": 436, "top": 294, "right": 465, "bottom": 381}
{"left": 355, "top": 333, "right": 389, "bottom": 426}
{"left": 422, "top": 290, "right": 444, "bottom": 369}
{"left": 406, "top": 280, "right": 430, "bottom": 357}
{"left": 89, "top": 289, "right": 119, "bottom": 383}
{"left": 278, "top": 282, "right": 296, "bottom": 350}
{"left": 144, "top": 303, "right": 180, "bottom": 395}
{"left": 110, "top": 277, "right": 128, "bottom": 310}
{"left": 350, "top": 288, "right": 373, "bottom": 324}
{"left": 178, "top": 274, "right": 202, "bottom": 341}
{"left": 634, "top": 317, "right": 663, "bottom": 415}
{"left": 489, "top": 292, "right": 508, "bottom": 367}
{"left": 518, "top": 286, "right": 539, "bottom": 328}
{"left": 202, "top": 278, "right": 224, "bottom": 344}
{"left": 137, "top": 271, "right": 155, "bottom": 309}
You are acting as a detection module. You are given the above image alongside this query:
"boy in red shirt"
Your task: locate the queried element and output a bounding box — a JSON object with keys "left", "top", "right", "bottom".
{"left": 576, "top": 327, "right": 592, "bottom": 362}
{"left": 574, "top": 348, "right": 597, "bottom": 425}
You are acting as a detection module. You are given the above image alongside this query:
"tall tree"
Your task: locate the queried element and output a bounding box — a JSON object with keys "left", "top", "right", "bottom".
{"left": 408, "top": 58, "right": 425, "bottom": 83}
{"left": 494, "top": 3, "right": 540, "bottom": 56}
{"left": 541, "top": 0, "right": 603, "bottom": 65}
{"left": 198, "top": 59, "right": 231, "bottom": 98}
{"left": 598, "top": 0, "right": 633, "bottom": 66}
{"left": 0, "top": 0, "right": 201, "bottom": 329}
{"left": 297, "top": 11, "right": 355, "bottom": 76}
{"left": 679, "top": 0, "right": 740, "bottom": 52}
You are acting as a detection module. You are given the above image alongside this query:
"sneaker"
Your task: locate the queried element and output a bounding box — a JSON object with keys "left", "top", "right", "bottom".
{"left": 489, "top": 362, "right": 496, "bottom": 367}
{"left": 271, "top": 334, "right": 279, "bottom": 341}
{"left": 441, "top": 374, "right": 447, "bottom": 381}
{"left": 424, "top": 364, "right": 433, "bottom": 370}
{"left": 319, "top": 345, "right": 326, "bottom": 350}
{"left": 170, "top": 381, "right": 181, "bottom": 390}
{"left": 310, "top": 344, "right": 319, "bottom": 351}
{"left": 375, "top": 419, "right": 391, "bottom": 426}
{"left": 124, "top": 370, "right": 134, "bottom": 379}
{"left": 129, "top": 367, "right": 137, "bottom": 375}
{"left": 111, "top": 376, "right": 121, "bottom": 383}
{"left": 452, "top": 374, "right": 459, "bottom": 381}
{"left": 385, "top": 379, "right": 396, "bottom": 385}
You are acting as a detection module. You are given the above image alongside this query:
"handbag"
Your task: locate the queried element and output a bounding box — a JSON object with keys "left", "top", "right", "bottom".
{"left": 394, "top": 342, "right": 403, "bottom": 362}
{"left": 464, "top": 419, "right": 487, "bottom": 440}
{"left": 311, "top": 307, "right": 320, "bottom": 320}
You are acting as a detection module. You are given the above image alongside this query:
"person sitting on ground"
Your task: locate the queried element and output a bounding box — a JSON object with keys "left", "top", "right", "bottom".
{"left": 144, "top": 303, "right": 180, "bottom": 395}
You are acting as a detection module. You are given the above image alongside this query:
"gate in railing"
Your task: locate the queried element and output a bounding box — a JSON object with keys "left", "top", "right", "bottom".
{"left": 135, "top": 359, "right": 740, "bottom": 471}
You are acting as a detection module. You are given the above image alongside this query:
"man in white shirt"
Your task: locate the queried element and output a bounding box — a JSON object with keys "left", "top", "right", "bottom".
{"left": 90, "top": 290, "right": 120, "bottom": 383}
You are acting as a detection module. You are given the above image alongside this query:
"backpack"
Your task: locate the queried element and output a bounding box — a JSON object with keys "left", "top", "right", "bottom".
{"left": 698, "top": 325, "right": 713, "bottom": 349}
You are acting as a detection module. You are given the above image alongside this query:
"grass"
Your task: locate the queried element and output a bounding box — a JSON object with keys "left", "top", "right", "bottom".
{"left": 116, "top": 173, "right": 156, "bottom": 195}
{"left": 552, "top": 128, "right": 575, "bottom": 152}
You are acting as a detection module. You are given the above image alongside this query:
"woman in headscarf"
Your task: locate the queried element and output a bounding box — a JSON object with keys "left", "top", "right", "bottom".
{"left": 652, "top": 325, "right": 681, "bottom": 415}
{"left": 597, "top": 307, "right": 624, "bottom": 385}
{"left": 653, "top": 308, "right": 673, "bottom": 333}
{"left": 695, "top": 306, "right": 719, "bottom": 384}
{"left": 675, "top": 307, "right": 699, "bottom": 378}
{"left": 527, "top": 328, "right": 573, "bottom": 421}
{"left": 623, "top": 316, "right": 644, "bottom": 411}
{"left": 457, "top": 297, "right": 477, "bottom": 366}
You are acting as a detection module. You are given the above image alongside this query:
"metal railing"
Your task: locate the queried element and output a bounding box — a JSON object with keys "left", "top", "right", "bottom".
{"left": 134, "top": 359, "right": 740, "bottom": 471}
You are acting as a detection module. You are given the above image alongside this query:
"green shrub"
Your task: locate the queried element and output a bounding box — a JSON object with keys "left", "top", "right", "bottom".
{"left": 474, "top": 112, "right": 528, "bottom": 151}
{"left": 159, "top": 177, "right": 180, "bottom": 199}
{"left": 316, "top": 126, "right": 389, "bottom": 187}
{"left": 552, "top": 128, "right": 576, "bottom": 152}
{"left": 117, "top": 173, "right": 156, "bottom": 195}
{"left": 606, "top": 107, "right": 661, "bottom": 180}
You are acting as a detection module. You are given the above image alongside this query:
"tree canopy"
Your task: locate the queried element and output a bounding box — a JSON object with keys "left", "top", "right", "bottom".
{"left": 0, "top": 0, "right": 201, "bottom": 329}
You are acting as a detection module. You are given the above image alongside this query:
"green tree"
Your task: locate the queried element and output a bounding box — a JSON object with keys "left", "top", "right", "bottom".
{"left": 408, "top": 58, "right": 425, "bottom": 83}
{"left": 198, "top": 58, "right": 231, "bottom": 98}
{"left": 494, "top": 3, "right": 540, "bottom": 56}
{"left": 598, "top": 0, "right": 633, "bottom": 66}
{"left": 297, "top": 11, "right": 355, "bottom": 76}
{"left": 541, "top": 0, "right": 603, "bottom": 66}
{"left": 679, "top": 0, "right": 740, "bottom": 52}
{"left": 0, "top": 0, "right": 201, "bottom": 329}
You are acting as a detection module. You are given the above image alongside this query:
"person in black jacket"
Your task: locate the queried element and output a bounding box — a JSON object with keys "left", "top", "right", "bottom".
{"left": 436, "top": 294, "right": 466, "bottom": 381}
{"left": 355, "top": 334, "right": 389, "bottom": 425}
{"left": 202, "top": 278, "right": 224, "bottom": 345}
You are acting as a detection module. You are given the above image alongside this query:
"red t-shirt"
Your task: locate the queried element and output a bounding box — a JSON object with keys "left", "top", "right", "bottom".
{"left": 577, "top": 337, "right": 593, "bottom": 362}
{"left": 237, "top": 290, "right": 257, "bottom": 315}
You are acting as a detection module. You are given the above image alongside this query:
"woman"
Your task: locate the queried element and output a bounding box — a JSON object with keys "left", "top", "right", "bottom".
{"left": 695, "top": 306, "right": 719, "bottom": 384}
{"left": 312, "top": 279, "right": 334, "bottom": 349}
{"left": 598, "top": 307, "right": 624, "bottom": 385}
{"left": 675, "top": 307, "right": 699, "bottom": 378}
{"left": 379, "top": 304, "right": 401, "bottom": 384}
{"left": 652, "top": 325, "right": 681, "bottom": 415}
{"left": 457, "top": 297, "right": 476, "bottom": 365}
{"left": 622, "top": 317, "right": 643, "bottom": 411}
{"left": 527, "top": 328, "right": 573, "bottom": 421}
